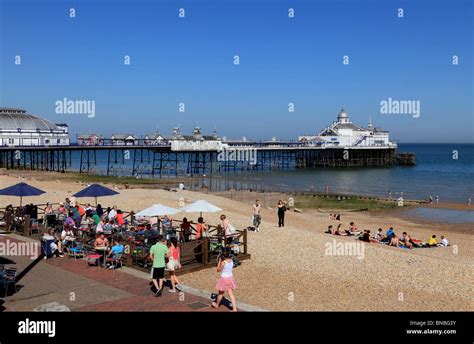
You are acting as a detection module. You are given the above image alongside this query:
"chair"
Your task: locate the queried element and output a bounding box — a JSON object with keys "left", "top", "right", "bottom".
{"left": 105, "top": 253, "right": 123, "bottom": 270}
{"left": 68, "top": 242, "right": 85, "bottom": 260}
{"left": 86, "top": 254, "right": 101, "bottom": 267}
{"left": 2, "top": 268, "right": 18, "bottom": 297}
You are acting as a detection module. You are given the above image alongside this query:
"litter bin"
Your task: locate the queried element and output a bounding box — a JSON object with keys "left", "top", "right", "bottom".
{"left": 41, "top": 235, "right": 55, "bottom": 258}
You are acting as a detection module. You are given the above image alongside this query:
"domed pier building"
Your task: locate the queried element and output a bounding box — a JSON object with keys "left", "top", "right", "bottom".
{"left": 0, "top": 108, "right": 69, "bottom": 146}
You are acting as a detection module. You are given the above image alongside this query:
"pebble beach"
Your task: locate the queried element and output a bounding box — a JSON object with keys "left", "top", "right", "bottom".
{"left": 1, "top": 173, "right": 472, "bottom": 311}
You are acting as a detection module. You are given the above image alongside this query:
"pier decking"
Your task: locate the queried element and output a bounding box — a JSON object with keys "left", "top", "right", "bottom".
{"left": 0, "top": 142, "right": 403, "bottom": 177}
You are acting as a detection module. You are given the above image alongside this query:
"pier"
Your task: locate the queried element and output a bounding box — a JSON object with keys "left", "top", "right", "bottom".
{"left": 0, "top": 141, "right": 402, "bottom": 177}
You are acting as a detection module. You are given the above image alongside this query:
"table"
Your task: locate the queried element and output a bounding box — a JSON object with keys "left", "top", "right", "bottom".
{"left": 94, "top": 246, "right": 108, "bottom": 268}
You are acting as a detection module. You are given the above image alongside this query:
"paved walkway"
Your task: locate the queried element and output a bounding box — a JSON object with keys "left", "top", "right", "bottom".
{"left": 0, "top": 234, "right": 234, "bottom": 312}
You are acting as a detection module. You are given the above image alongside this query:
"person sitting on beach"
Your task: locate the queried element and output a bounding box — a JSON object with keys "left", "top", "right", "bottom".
{"left": 359, "top": 230, "right": 371, "bottom": 242}
{"left": 389, "top": 235, "right": 400, "bottom": 247}
{"left": 325, "top": 225, "right": 335, "bottom": 234}
{"left": 335, "top": 223, "right": 347, "bottom": 236}
{"left": 399, "top": 232, "right": 413, "bottom": 249}
{"left": 374, "top": 228, "right": 383, "bottom": 241}
{"left": 428, "top": 235, "right": 438, "bottom": 247}
{"left": 381, "top": 227, "right": 395, "bottom": 243}
{"left": 345, "top": 222, "right": 360, "bottom": 236}
{"left": 439, "top": 235, "right": 449, "bottom": 247}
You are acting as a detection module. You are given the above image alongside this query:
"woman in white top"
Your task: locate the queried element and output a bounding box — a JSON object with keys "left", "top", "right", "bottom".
{"left": 212, "top": 248, "right": 237, "bottom": 312}
{"left": 220, "top": 214, "right": 235, "bottom": 245}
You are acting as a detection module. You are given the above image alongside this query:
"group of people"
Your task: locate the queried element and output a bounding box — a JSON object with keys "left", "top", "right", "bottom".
{"left": 38, "top": 197, "right": 242, "bottom": 311}
{"left": 325, "top": 222, "right": 450, "bottom": 249}
{"left": 250, "top": 199, "right": 290, "bottom": 231}
{"left": 148, "top": 228, "right": 238, "bottom": 311}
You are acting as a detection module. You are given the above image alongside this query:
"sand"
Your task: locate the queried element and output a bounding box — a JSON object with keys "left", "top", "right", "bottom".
{"left": 0, "top": 173, "right": 472, "bottom": 311}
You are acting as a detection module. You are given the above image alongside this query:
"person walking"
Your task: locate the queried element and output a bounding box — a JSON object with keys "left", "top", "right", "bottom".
{"left": 149, "top": 235, "right": 168, "bottom": 297}
{"left": 167, "top": 237, "right": 183, "bottom": 292}
{"left": 212, "top": 248, "right": 237, "bottom": 312}
{"left": 277, "top": 200, "right": 286, "bottom": 228}
{"left": 252, "top": 200, "right": 262, "bottom": 232}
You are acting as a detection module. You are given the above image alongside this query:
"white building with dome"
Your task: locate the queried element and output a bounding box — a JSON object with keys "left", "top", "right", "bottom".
{"left": 298, "top": 107, "right": 396, "bottom": 148}
{"left": 0, "top": 108, "right": 69, "bottom": 146}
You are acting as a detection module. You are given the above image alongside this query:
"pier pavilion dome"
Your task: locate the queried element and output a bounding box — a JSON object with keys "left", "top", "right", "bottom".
{"left": 337, "top": 107, "right": 350, "bottom": 123}
{"left": 0, "top": 107, "right": 69, "bottom": 146}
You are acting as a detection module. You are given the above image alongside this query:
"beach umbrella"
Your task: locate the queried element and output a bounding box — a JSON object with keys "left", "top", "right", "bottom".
{"left": 180, "top": 199, "right": 222, "bottom": 217}
{"left": 135, "top": 203, "right": 180, "bottom": 229}
{"left": 72, "top": 184, "right": 119, "bottom": 206}
{"left": 135, "top": 203, "right": 180, "bottom": 217}
{"left": 0, "top": 182, "right": 45, "bottom": 206}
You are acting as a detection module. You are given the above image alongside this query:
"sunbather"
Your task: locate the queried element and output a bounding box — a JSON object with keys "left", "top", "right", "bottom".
{"left": 359, "top": 230, "right": 371, "bottom": 242}
{"left": 428, "top": 235, "right": 438, "bottom": 247}
{"left": 389, "top": 235, "right": 400, "bottom": 247}
{"left": 374, "top": 228, "right": 383, "bottom": 241}
{"left": 439, "top": 236, "right": 449, "bottom": 247}
{"left": 335, "top": 223, "right": 346, "bottom": 236}
{"left": 345, "top": 222, "right": 360, "bottom": 236}
{"left": 325, "top": 225, "right": 335, "bottom": 234}
{"left": 399, "top": 232, "right": 413, "bottom": 249}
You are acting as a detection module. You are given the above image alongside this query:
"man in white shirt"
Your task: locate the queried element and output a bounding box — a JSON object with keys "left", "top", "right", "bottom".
{"left": 108, "top": 206, "right": 117, "bottom": 221}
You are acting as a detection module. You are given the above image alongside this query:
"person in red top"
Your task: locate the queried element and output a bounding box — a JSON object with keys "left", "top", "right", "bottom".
{"left": 116, "top": 210, "right": 125, "bottom": 225}
{"left": 77, "top": 204, "right": 86, "bottom": 217}
{"left": 195, "top": 217, "right": 208, "bottom": 240}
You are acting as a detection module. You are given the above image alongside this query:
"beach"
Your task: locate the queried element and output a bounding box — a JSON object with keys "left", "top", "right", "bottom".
{"left": 0, "top": 173, "right": 472, "bottom": 311}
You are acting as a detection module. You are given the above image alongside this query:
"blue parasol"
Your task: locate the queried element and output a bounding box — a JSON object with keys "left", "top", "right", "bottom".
{"left": 0, "top": 182, "right": 45, "bottom": 206}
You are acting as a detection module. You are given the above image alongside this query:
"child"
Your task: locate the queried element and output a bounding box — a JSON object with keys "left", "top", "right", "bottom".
{"left": 439, "top": 236, "right": 449, "bottom": 247}
{"left": 212, "top": 248, "right": 237, "bottom": 312}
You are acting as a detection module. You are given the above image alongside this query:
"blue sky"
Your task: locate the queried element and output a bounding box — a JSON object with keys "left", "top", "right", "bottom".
{"left": 0, "top": 0, "right": 472, "bottom": 142}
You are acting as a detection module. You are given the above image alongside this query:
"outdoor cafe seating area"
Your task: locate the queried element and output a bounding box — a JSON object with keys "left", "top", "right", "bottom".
{"left": 0, "top": 182, "right": 250, "bottom": 278}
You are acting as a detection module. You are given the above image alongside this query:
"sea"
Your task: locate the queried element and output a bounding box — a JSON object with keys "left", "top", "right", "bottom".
{"left": 70, "top": 143, "right": 473, "bottom": 205}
